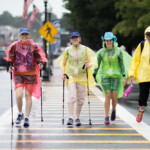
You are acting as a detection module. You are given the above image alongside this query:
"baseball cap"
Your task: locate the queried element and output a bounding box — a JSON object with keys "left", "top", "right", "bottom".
{"left": 70, "top": 32, "right": 80, "bottom": 38}
{"left": 20, "top": 28, "right": 30, "bottom": 34}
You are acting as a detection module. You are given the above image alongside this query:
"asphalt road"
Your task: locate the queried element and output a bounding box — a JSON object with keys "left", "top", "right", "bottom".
{"left": 0, "top": 66, "right": 150, "bottom": 126}
{"left": 0, "top": 67, "right": 16, "bottom": 116}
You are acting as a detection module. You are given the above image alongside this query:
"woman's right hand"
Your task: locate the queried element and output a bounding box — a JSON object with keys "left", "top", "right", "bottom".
{"left": 8, "top": 67, "right": 14, "bottom": 73}
{"left": 62, "top": 74, "right": 66, "bottom": 80}
{"left": 130, "top": 76, "right": 134, "bottom": 84}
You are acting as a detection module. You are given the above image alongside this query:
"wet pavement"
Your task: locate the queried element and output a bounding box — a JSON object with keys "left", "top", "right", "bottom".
{"left": 0, "top": 62, "right": 150, "bottom": 149}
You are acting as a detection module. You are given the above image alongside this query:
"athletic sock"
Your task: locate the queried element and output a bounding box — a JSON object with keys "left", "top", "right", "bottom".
{"left": 25, "top": 116, "right": 29, "bottom": 119}
{"left": 139, "top": 108, "right": 144, "bottom": 112}
{"left": 18, "top": 112, "right": 23, "bottom": 115}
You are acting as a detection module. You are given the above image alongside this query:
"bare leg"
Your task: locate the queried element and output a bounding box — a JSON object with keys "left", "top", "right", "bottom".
{"left": 76, "top": 104, "right": 82, "bottom": 118}
{"left": 16, "top": 87, "right": 24, "bottom": 113}
{"left": 25, "top": 88, "right": 32, "bottom": 117}
{"left": 104, "top": 92, "right": 111, "bottom": 117}
{"left": 112, "top": 91, "right": 118, "bottom": 111}
{"left": 68, "top": 103, "right": 74, "bottom": 117}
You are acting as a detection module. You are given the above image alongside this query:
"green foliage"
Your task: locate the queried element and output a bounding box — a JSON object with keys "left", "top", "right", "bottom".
{"left": 0, "top": 11, "right": 57, "bottom": 42}
{"left": 113, "top": 0, "right": 144, "bottom": 36}
{"left": 0, "top": 11, "right": 14, "bottom": 25}
{"left": 63, "top": 0, "right": 120, "bottom": 50}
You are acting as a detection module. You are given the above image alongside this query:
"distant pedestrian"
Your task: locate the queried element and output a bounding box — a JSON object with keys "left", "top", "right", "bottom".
{"left": 93, "top": 32, "right": 131, "bottom": 125}
{"left": 59, "top": 32, "right": 97, "bottom": 127}
{"left": 129, "top": 26, "right": 150, "bottom": 123}
{"left": 6, "top": 28, "right": 47, "bottom": 127}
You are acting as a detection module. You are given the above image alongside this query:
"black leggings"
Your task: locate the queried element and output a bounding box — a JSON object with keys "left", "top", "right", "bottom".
{"left": 139, "top": 82, "right": 150, "bottom": 106}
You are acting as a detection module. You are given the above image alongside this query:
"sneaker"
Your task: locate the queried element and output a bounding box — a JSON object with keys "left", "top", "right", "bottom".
{"left": 24, "top": 118, "right": 30, "bottom": 127}
{"left": 104, "top": 116, "right": 110, "bottom": 125}
{"left": 15, "top": 113, "right": 24, "bottom": 126}
{"left": 111, "top": 110, "right": 116, "bottom": 121}
{"left": 75, "top": 118, "right": 81, "bottom": 126}
{"left": 136, "top": 110, "right": 144, "bottom": 122}
{"left": 67, "top": 118, "right": 74, "bottom": 126}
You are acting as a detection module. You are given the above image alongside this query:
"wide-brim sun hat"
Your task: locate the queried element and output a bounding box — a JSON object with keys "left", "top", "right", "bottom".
{"left": 70, "top": 32, "right": 80, "bottom": 38}
{"left": 101, "top": 32, "right": 117, "bottom": 42}
{"left": 20, "top": 28, "right": 30, "bottom": 34}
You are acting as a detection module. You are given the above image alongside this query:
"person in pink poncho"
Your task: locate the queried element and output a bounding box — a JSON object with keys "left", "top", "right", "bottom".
{"left": 6, "top": 28, "right": 47, "bottom": 127}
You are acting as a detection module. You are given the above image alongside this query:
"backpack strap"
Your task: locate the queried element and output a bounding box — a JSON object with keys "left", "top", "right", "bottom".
{"left": 141, "top": 40, "right": 145, "bottom": 53}
{"left": 67, "top": 48, "right": 69, "bottom": 56}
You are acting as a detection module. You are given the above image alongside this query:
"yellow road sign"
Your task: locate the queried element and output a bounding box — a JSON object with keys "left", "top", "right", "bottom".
{"left": 38, "top": 21, "right": 58, "bottom": 43}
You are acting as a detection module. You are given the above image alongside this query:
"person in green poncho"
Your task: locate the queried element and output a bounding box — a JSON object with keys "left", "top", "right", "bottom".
{"left": 93, "top": 32, "right": 131, "bottom": 125}
{"left": 60, "top": 32, "right": 97, "bottom": 127}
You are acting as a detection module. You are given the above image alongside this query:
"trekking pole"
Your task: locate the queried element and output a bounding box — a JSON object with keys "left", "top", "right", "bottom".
{"left": 62, "top": 74, "right": 69, "bottom": 124}
{"left": 82, "top": 64, "right": 92, "bottom": 125}
{"left": 40, "top": 70, "right": 43, "bottom": 122}
{"left": 10, "top": 72, "right": 14, "bottom": 126}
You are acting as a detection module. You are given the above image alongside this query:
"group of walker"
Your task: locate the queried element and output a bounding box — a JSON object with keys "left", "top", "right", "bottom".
{"left": 5, "top": 26, "right": 150, "bottom": 127}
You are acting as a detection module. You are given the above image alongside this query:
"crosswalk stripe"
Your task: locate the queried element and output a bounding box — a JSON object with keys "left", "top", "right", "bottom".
{"left": 30, "top": 114, "right": 106, "bottom": 117}
{"left": 0, "top": 133, "right": 141, "bottom": 136}
{"left": 26, "top": 122, "right": 127, "bottom": 125}
{"left": 0, "top": 149, "right": 150, "bottom": 150}
{"left": 0, "top": 128, "right": 134, "bottom": 130}
{"left": 0, "top": 140, "right": 149, "bottom": 143}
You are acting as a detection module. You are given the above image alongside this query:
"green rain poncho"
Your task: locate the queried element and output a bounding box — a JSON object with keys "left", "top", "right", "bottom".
{"left": 93, "top": 42, "right": 132, "bottom": 98}
{"left": 59, "top": 44, "right": 98, "bottom": 88}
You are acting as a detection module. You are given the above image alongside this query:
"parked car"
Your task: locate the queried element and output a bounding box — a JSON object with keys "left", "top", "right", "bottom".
{"left": 0, "top": 46, "right": 7, "bottom": 67}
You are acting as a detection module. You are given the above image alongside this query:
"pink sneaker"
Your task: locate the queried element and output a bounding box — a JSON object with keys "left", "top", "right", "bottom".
{"left": 136, "top": 111, "right": 144, "bottom": 122}
{"left": 104, "top": 116, "right": 110, "bottom": 125}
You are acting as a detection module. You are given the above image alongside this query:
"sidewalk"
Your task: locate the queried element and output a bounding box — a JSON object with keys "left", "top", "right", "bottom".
{"left": 0, "top": 61, "right": 150, "bottom": 149}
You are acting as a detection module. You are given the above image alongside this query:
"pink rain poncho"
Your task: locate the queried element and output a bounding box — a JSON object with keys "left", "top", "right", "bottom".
{"left": 6, "top": 39, "right": 47, "bottom": 99}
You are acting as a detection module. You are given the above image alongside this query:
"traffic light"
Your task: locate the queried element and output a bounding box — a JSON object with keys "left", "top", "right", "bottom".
{"left": 41, "top": 35, "right": 44, "bottom": 39}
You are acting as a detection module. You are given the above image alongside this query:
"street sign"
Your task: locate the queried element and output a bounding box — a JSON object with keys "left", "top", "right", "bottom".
{"left": 38, "top": 21, "right": 58, "bottom": 44}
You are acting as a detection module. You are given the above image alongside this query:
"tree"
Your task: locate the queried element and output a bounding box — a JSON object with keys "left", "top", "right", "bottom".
{"left": 112, "top": 0, "right": 150, "bottom": 51}
{"left": 0, "top": 11, "right": 14, "bottom": 25}
{"left": 63, "top": 0, "right": 121, "bottom": 50}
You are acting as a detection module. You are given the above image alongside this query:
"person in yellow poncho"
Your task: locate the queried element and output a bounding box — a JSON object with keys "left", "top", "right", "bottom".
{"left": 129, "top": 26, "right": 150, "bottom": 123}
{"left": 60, "top": 32, "right": 97, "bottom": 127}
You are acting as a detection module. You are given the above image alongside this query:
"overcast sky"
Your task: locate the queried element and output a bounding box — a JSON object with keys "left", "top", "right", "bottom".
{"left": 0, "top": 0, "right": 69, "bottom": 19}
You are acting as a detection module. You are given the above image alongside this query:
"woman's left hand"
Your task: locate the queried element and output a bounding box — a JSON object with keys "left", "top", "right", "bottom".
{"left": 85, "top": 62, "right": 92, "bottom": 68}
{"left": 122, "top": 76, "right": 127, "bottom": 86}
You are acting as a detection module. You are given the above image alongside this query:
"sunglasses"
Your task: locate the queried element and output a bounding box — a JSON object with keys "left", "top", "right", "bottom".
{"left": 71, "top": 36, "right": 79, "bottom": 39}
{"left": 21, "top": 33, "right": 29, "bottom": 36}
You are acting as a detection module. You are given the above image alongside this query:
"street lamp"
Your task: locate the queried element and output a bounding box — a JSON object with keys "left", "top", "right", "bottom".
{"left": 42, "top": 0, "right": 50, "bottom": 81}
{"left": 48, "top": 5, "right": 53, "bottom": 69}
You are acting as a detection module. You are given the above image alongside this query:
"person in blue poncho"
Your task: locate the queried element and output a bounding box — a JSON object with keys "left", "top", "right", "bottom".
{"left": 93, "top": 32, "right": 131, "bottom": 125}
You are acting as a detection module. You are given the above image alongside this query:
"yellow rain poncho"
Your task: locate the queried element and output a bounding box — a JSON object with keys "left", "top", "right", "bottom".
{"left": 59, "top": 44, "right": 98, "bottom": 87}
{"left": 129, "top": 26, "right": 150, "bottom": 83}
